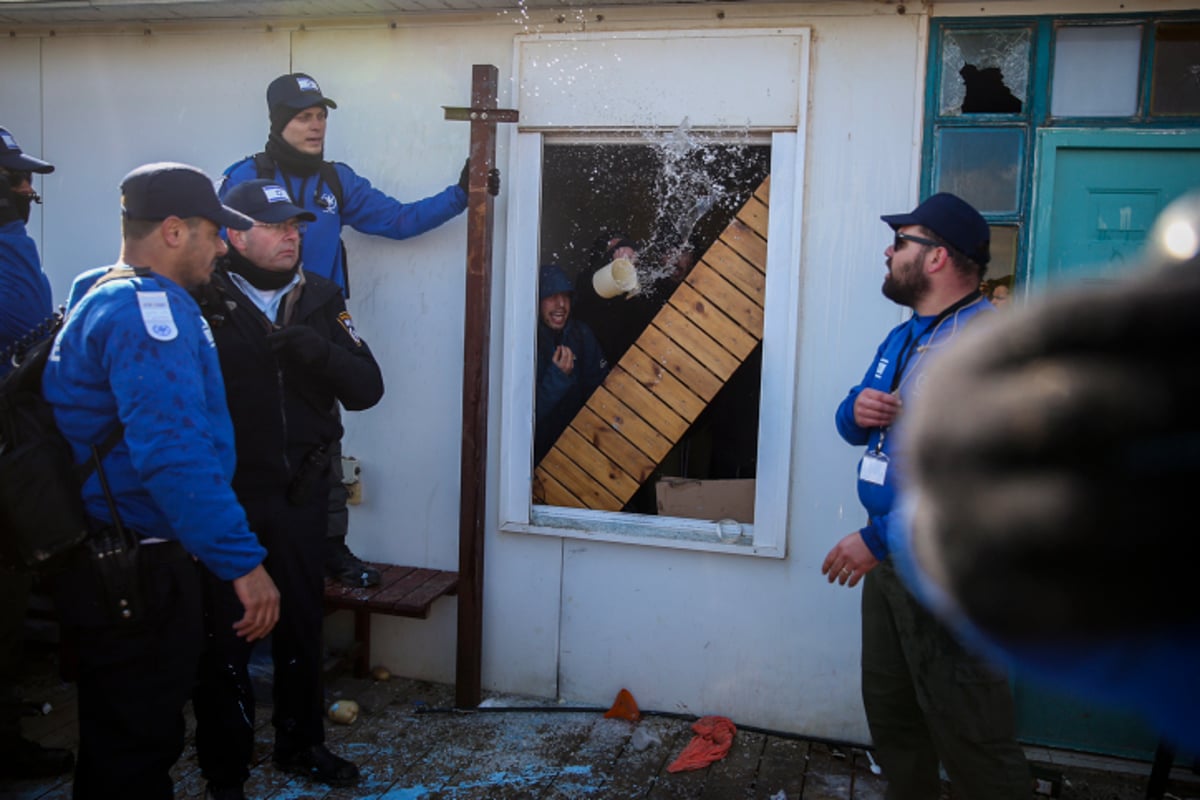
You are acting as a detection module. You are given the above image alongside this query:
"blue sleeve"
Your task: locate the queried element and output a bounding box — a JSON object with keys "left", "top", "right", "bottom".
{"left": 0, "top": 222, "right": 54, "bottom": 352}
{"left": 95, "top": 295, "right": 266, "bottom": 580}
{"left": 336, "top": 163, "right": 468, "bottom": 241}
{"left": 859, "top": 514, "right": 891, "bottom": 561}
{"left": 835, "top": 341, "right": 888, "bottom": 446}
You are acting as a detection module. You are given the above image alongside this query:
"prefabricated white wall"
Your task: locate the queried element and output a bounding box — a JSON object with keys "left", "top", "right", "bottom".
{"left": 2, "top": 3, "right": 927, "bottom": 743}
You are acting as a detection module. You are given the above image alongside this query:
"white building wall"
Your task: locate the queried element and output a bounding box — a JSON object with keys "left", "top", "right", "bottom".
{"left": 6, "top": 0, "right": 1127, "bottom": 743}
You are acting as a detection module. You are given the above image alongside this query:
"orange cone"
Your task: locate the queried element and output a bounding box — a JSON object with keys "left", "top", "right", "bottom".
{"left": 603, "top": 688, "right": 641, "bottom": 722}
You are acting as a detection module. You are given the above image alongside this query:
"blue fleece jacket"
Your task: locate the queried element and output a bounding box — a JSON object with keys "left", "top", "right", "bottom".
{"left": 220, "top": 158, "right": 467, "bottom": 294}
{"left": 835, "top": 294, "right": 992, "bottom": 560}
{"left": 0, "top": 220, "right": 54, "bottom": 375}
{"left": 42, "top": 268, "right": 266, "bottom": 580}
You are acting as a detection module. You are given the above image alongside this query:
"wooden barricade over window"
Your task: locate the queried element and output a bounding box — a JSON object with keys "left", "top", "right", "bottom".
{"left": 533, "top": 176, "right": 770, "bottom": 509}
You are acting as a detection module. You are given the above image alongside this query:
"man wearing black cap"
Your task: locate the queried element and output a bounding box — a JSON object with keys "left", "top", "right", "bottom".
{"left": 190, "top": 180, "right": 383, "bottom": 798}
{"left": 0, "top": 126, "right": 79, "bottom": 780}
{"left": 821, "top": 193, "right": 1031, "bottom": 799}
{"left": 221, "top": 72, "right": 499, "bottom": 588}
{"left": 42, "top": 163, "right": 281, "bottom": 800}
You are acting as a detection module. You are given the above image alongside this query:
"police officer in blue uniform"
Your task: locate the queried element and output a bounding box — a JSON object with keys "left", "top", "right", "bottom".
{"left": 821, "top": 193, "right": 1030, "bottom": 800}
{"left": 220, "top": 72, "right": 499, "bottom": 588}
{"left": 0, "top": 125, "right": 77, "bottom": 781}
{"left": 42, "top": 163, "right": 281, "bottom": 800}
{"left": 191, "top": 180, "right": 384, "bottom": 799}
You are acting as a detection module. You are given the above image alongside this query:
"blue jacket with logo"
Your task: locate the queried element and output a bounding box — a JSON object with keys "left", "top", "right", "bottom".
{"left": 219, "top": 158, "right": 467, "bottom": 293}
{"left": 42, "top": 267, "right": 267, "bottom": 580}
{"left": 835, "top": 294, "right": 992, "bottom": 561}
{"left": 0, "top": 219, "right": 54, "bottom": 375}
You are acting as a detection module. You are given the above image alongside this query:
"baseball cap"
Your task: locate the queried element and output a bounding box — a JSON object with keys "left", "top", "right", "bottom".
{"left": 881, "top": 193, "right": 991, "bottom": 267}
{"left": 0, "top": 126, "right": 55, "bottom": 174}
{"left": 223, "top": 179, "right": 317, "bottom": 224}
{"left": 539, "top": 264, "right": 574, "bottom": 300}
{"left": 120, "top": 162, "right": 253, "bottom": 231}
{"left": 267, "top": 73, "right": 338, "bottom": 112}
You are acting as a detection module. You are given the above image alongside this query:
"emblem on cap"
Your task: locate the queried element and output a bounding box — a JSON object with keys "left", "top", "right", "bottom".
{"left": 265, "top": 185, "right": 291, "bottom": 203}
{"left": 296, "top": 76, "right": 321, "bottom": 93}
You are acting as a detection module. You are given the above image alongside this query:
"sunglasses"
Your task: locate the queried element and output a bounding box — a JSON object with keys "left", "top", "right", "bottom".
{"left": 255, "top": 220, "right": 307, "bottom": 235}
{"left": 893, "top": 232, "right": 941, "bottom": 251}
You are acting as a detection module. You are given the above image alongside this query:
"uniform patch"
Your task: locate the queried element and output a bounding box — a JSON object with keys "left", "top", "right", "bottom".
{"left": 199, "top": 316, "right": 216, "bottom": 347}
{"left": 318, "top": 191, "right": 338, "bottom": 214}
{"left": 264, "top": 185, "right": 291, "bottom": 204}
{"left": 137, "top": 292, "right": 178, "bottom": 341}
{"left": 338, "top": 311, "right": 362, "bottom": 347}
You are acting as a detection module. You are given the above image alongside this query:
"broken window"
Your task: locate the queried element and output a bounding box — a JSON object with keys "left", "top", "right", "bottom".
{"left": 1151, "top": 22, "right": 1200, "bottom": 115}
{"left": 939, "top": 28, "right": 1031, "bottom": 116}
{"left": 533, "top": 135, "right": 771, "bottom": 523}
{"left": 1052, "top": 25, "right": 1142, "bottom": 117}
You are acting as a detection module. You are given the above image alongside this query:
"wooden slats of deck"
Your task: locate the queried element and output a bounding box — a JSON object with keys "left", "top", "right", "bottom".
{"left": 533, "top": 176, "right": 770, "bottom": 510}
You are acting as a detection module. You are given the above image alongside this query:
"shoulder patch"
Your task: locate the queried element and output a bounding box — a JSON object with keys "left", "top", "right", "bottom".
{"left": 137, "top": 291, "right": 178, "bottom": 342}
{"left": 337, "top": 311, "right": 363, "bottom": 347}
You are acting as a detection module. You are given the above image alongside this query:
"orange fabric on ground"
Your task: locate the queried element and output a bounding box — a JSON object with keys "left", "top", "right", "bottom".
{"left": 667, "top": 715, "right": 737, "bottom": 773}
{"left": 603, "top": 688, "right": 641, "bottom": 722}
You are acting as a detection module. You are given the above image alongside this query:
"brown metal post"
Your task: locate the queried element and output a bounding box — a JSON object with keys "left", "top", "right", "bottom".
{"left": 445, "top": 65, "right": 518, "bottom": 708}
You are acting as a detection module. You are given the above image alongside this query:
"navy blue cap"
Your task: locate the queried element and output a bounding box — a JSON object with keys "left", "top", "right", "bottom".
{"left": 539, "top": 264, "right": 574, "bottom": 300}
{"left": 267, "top": 73, "right": 338, "bottom": 112}
{"left": 882, "top": 193, "right": 991, "bottom": 267}
{"left": 0, "top": 126, "right": 54, "bottom": 174}
{"left": 120, "top": 162, "right": 253, "bottom": 231}
{"left": 223, "top": 179, "right": 317, "bottom": 224}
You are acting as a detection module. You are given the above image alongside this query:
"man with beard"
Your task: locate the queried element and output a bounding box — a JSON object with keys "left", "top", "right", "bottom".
{"left": 220, "top": 72, "right": 498, "bottom": 589}
{"left": 821, "top": 193, "right": 1031, "bottom": 800}
{"left": 190, "top": 180, "right": 383, "bottom": 799}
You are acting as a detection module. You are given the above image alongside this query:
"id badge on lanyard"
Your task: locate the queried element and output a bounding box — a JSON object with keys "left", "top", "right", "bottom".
{"left": 860, "top": 428, "right": 890, "bottom": 486}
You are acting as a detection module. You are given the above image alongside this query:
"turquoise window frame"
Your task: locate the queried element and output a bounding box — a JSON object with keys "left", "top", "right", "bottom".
{"left": 922, "top": 12, "right": 1200, "bottom": 291}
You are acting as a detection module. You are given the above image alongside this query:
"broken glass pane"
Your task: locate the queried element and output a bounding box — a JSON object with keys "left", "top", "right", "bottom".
{"left": 935, "top": 128, "right": 1022, "bottom": 214}
{"left": 1151, "top": 22, "right": 1200, "bottom": 115}
{"left": 1052, "top": 25, "right": 1142, "bottom": 117}
{"left": 940, "top": 28, "right": 1031, "bottom": 116}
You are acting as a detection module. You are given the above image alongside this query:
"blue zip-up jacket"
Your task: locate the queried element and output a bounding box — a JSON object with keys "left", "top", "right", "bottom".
{"left": 0, "top": 219, "right": 54, "bottom": 376}
{"left": 535, "top": 318, "right": 609, "bottom": 463}
{"left": 219, "top": 158, "right": 467, "bottom": 293}
{"left": 834, "top": 293, "right": 992, "bottom": 561}
{"left": 42, "top": 267, "right": 267, "bottom": 580}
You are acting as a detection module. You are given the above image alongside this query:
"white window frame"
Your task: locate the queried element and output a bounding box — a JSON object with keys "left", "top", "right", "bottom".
{"left": 498, "top": 29, "right": 809, "bottom": 558}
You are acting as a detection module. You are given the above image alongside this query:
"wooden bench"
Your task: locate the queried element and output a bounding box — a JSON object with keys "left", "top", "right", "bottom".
{"left": 322, "top": 562, "right": 458, "bottom": 678}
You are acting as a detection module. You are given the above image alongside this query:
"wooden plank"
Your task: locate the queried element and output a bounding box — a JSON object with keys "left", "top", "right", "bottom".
{"left": 571, "top": 406, "right": 657, "bottom": 484}
{"left": 800, "top": 741, "right": 857, "bottom": 800}
{"left": 701, "top": 238, "right": 767, "bottom": 298}
{"left": 390, "top": 571, "right": 460, "bottom": 617}
{"left": 535, "top": 467, "right": 586, "bottom": 508}
{"left": 754, "top": 737, "right": 808, "bottom": 799}
{"left": 324, "top": 564, "right": 417, "bottom": 606}
{"left": 737, "top": 193, "right": 770, "bottom": 240}
{"left": 603, "top": 365, "right": 691, "bottom": 443}
{"left": 721, "top": 218, "right": 768, "bottom": 273}
{"left": 556, "top": 424, "right": 642, "bottom": 499}
{"left": 698, "top": 729, "right": 767, "bottom": 800}
{"left": 651, "top": 306, "right": 740, "bottom": 383}
{"left": 753, "top": 174, "right": 771, "bottom": 205}
{"left": 363, "top": 567, "right": 439, "bottom": 612}
{"left": 586, "top": 384, "right": 675, "bottom": 463}
{"left": 686, "top": 262, "right": 766, "bottom": 336}
{"left": 632, "top": 328, "right": 724, "bottom": 403}
{"left": 620, "top": 344, "right": 708, "bottom": 422}
{"left": 669, "top": 283, "right": 758, "bottom": 357}
{"left": 539, "top": 446, "right": 624, "bottom": 510}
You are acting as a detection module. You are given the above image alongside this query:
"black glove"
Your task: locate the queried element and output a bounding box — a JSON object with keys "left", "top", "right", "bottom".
{"left": 267, "top": 325, "right": 331, "bottom": 369}
{"left": 904, "top": 259, "right": 1200, "bottom": 643}
{"left": 457, "top": 159, "right": 501, "bottom": 197}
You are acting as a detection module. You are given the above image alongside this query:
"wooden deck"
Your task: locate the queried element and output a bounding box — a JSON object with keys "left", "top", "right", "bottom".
{"left": 6, "top": 644, "right": 1198, "bottom": 800}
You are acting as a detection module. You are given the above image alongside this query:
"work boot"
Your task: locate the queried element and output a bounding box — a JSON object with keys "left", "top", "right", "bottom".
{"left": 325, "top": 538, "right": 380, "bottom": 588}
{"left": 0, "top": 737, "right": 75, "bottom": 779}
{"left": 273, "top": 743, "right": 360, "bottom": 787}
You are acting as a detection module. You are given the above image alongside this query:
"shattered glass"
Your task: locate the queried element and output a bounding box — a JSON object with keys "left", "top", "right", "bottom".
{"left": 940, "top": 28, "right": 1031, "bottom": 116}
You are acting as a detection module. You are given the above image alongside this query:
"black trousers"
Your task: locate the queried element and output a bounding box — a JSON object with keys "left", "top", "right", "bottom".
{"left": 53, "top": 542, "right": 200, "bottom": 800}
{"left": 193, "top": 490, "right": 326, "bottom": 789}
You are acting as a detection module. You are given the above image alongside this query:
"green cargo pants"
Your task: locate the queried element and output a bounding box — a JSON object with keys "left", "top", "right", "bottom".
{"left": 861, "top": 560, "right": 1032, "bottom": 800}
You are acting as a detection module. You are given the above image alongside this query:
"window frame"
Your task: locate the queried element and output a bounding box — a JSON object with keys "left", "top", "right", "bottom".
{"left": 497, "top": 29, "right": 811, "bottom": 557}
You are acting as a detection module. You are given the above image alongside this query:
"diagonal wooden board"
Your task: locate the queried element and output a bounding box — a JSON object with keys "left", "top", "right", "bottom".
{"left": 533, "top": 175, "right": 770, "bottom": 510}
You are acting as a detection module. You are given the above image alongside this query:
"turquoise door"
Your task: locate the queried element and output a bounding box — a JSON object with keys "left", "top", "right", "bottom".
{"left": 1020, "top": 130, "right": 1200, "bottom": 759}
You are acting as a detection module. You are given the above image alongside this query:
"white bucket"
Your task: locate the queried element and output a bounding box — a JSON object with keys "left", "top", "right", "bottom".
{"left": 592, "top": 258, "right": 640, "bottom": 299}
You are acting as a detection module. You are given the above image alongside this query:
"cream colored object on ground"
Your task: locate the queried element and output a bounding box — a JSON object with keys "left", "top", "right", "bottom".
{"left": 592, "top": 257, "right": 639, "bottom": 298}
{"left": 371, "top": 665, "right": 391, "bottom": 682}
{"left": 328, "top": 699, "right": 359, "bottom": 724}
